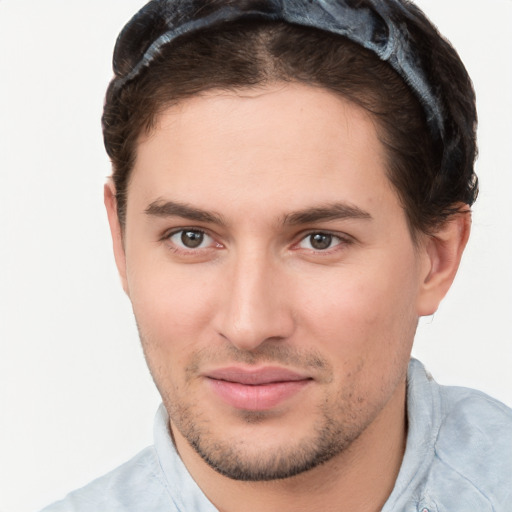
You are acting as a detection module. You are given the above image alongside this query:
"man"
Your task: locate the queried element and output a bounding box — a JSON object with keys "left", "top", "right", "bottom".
{"left": 42, "top": 0, "right": 512, "bottom": 511}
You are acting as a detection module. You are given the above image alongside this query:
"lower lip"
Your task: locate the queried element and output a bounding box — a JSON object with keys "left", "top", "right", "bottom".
{"left": 207, "top": 378, "right": 311, "bottom": 411}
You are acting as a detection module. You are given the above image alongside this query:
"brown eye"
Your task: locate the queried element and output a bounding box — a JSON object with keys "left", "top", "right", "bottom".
{"left": 167, "top": 229, "right": 223, "bottom": 254}
{"left": 180, "top": 230, "right": 205, "bottom": 248}
{"left": 309, "top": 233, "right": 333, "bottom": 250}
{"left": 168, "top": 229, "right": 213, "bottom": 250}
{"left": 297, "top": 232, "right": 346, "bottom": 252}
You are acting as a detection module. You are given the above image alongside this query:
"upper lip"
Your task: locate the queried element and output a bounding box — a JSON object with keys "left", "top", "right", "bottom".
{"left": 205, "top": 366, "right": 312, "bottom": 385}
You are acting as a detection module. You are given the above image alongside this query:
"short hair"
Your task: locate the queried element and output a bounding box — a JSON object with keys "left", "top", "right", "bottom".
{"left": 102, "top": 0, "right": 478, "bottom": 235}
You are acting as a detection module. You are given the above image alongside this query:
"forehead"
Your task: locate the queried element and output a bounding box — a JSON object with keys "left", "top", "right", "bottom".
{"left": 129, "top": 83, "right": 401, "bottom": 223}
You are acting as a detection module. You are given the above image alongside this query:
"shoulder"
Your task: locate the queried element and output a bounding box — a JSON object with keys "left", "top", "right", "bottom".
{"left": 40, "top": 446, "right": 172, "bottom": 512}
{"left": 433, "top": 384, "right": 512, "bottom": 508}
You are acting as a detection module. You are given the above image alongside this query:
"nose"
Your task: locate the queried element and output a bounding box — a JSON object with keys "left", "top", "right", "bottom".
{"left": 213, "top": 248, "right": 295, "bottom": 352}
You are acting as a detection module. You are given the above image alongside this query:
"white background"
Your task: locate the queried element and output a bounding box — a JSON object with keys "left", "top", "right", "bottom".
{"left": 0, "top": 1, "right": 511, "bottom": 511}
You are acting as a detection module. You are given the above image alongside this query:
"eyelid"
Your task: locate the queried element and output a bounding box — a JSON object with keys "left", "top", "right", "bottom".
{"left": 158, "top": 226, "right": 353, "bottom": 255}
{"left": 161, "top": 227, "right": 223, "bottom": 252}
{"left": 292, "top": 229, "right": 354, "bottom": 252}
{"left": 161, "top": 225, "right": 208, "bottom": 241}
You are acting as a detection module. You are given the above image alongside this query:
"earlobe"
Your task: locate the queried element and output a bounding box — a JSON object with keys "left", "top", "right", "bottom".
{"left": 416, "top": 209, "right": 472, "bottom": 317}
{"left": 104, "top": 181, "right": 129, "bottom": 295}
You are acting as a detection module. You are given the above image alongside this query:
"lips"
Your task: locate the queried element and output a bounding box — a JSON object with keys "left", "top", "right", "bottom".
{"left": 205, "top": 366, "right": 312, "bottom": 411}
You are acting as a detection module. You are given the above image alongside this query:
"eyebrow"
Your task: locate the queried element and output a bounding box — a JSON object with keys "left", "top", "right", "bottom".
{"left": 145, "top": 200, "right": 225, "bottom": 225}
{"left": 283, "top": 203, "right": 372, "bottom": 225}
{"left": 144, "top": 200, "right": 372, "bottom": 226}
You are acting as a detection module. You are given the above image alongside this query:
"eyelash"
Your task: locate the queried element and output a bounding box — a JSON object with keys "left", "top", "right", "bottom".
{"left": 161, "top": 228, "right": 220, "bottom": 254}
{"left": 293, "top": 231, "right": 353, "bottom": 254}
{"left": 160, "top": 228, "right": 353, "bottom": 256}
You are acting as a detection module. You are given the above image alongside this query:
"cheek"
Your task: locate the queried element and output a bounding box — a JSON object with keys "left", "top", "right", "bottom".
{"left": 297, "top": 252, "right": 420, "bottom": 360}
{"left": 295, "top": 259, "right": 418, "bottom": 410}
{"left": 126, "top": 258, "right": 219, "bottom": 359}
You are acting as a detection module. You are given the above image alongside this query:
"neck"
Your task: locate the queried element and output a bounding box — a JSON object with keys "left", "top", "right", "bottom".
{"left": 174, "top": 381, "right": 407, "bottom": 512}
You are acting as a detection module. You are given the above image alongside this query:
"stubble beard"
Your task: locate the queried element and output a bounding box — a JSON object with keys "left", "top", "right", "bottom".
{"left": 158, "top": 349, "right": 378, "bottom": 482}
{"left": 142, "top": 341, "right": 399, "bottom": 483}
{"left": 167, "top": 395, "right": 365, "bottom": 481}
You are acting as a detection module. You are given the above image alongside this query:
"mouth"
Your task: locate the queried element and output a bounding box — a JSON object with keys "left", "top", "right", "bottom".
{"left": 204, "top": 366, "right": 313, "bottom": 411}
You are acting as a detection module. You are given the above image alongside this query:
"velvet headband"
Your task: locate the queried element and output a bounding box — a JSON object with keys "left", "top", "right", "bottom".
{"left": 112, "top": 0, "right": 463, "bottom": 148}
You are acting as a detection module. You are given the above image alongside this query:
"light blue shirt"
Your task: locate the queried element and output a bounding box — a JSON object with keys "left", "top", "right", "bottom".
{"left": 42, "top": 359, "right": 512, "bottom": 511}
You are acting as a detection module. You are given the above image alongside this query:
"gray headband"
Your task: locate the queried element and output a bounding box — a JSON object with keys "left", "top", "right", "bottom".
{"left": 112, "top": 0, "right": 451, "bottom": 143}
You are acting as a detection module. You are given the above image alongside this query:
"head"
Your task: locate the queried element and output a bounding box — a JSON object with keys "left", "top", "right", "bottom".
{"left": 103, "top": 0, "right": 477, "bottom": 482}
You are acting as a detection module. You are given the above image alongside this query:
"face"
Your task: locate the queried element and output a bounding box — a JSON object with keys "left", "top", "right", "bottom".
{"left": 111, "top": 83, "right": 435, "bottom": 480}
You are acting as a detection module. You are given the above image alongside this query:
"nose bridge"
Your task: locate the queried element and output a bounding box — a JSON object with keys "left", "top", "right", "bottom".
{"left": 216, "top": 244, "right": 293, "bottom": 350}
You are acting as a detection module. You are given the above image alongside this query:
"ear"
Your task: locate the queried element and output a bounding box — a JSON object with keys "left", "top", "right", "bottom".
{"left": 104, "top": 181, "right": 129, "bottom": 295}
{"left": 416, "top": 209, "right": 471, "bottom": 317}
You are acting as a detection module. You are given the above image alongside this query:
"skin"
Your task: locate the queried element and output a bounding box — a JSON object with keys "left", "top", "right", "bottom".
{"left": 105, "top": 83, "right": 470, "bottom": 512}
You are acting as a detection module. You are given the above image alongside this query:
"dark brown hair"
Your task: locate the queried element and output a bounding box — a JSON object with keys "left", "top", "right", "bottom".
{"left": 102, "top": 20, "right": 478, "bottom": 234}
